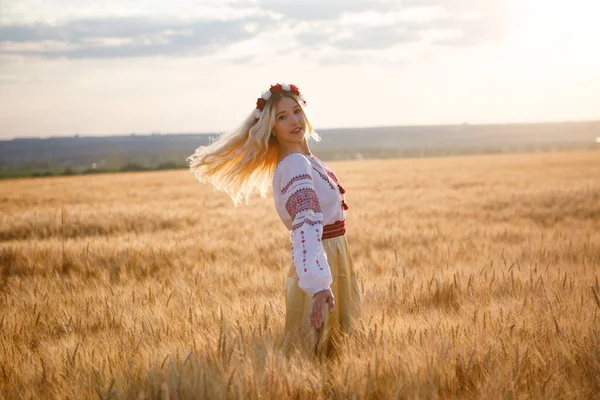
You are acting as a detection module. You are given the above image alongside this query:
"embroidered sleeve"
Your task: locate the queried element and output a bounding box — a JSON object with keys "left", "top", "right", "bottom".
{"left": 279, "top": 155, "right": 332, "bottom": 297}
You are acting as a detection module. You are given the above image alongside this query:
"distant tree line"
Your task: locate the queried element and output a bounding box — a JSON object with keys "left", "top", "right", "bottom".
{"left": 1, "top": 160, "right": 188, "bottom": 179}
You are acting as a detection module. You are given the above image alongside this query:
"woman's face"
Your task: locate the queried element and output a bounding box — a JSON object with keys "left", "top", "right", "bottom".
{"left": 272, "top": 96, "right": 307, "bottom": 147}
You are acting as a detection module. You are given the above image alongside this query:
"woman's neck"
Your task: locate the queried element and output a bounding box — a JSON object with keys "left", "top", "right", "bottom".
{"left": 278, "top": 142, "right": 311, "bottom": 160}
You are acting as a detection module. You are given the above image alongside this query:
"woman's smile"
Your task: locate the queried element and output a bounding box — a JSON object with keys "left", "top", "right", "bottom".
{"left": 272, "top": 96, "right": 310, "bottom": 148}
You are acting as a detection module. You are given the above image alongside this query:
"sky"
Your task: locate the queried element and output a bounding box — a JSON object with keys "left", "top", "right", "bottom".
{"left": 0, "top": 0, "right": 599, "bottom": 139}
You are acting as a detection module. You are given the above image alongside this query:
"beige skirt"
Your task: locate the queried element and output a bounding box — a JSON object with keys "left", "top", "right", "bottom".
{"left": 283, "top": 234, "right": 362, "bottom": 357}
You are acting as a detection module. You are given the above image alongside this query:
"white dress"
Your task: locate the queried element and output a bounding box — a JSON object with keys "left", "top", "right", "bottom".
{"left": 272, "top": 153, "right": 348, "bottom": 297}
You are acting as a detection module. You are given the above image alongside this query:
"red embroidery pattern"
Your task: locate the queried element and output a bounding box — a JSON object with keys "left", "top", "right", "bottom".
{"left": 285, "top": 188, "right": 322, "bottom": 219}
{"left": 324, "top": 168, "right": 340, "bottom": 185}
{"left": 281, "top": 174, "right": 311, "bottom": 195}
{"left": 292, "top": 218, "right": 323, "bottom": 231}
{"left": 310, "top": 156, "right": 348, "bottom": 209}
{"left": 301, "top": 230, "right": 307, "bottom": 272}
{"left": 311, "top": 166, "right": 336, "bottom": 190}
{"left": 320, "top": 160, "right": 345, "bottom": 190}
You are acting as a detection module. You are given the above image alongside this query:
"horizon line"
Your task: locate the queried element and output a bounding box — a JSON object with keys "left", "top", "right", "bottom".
{"left": 2, "top": 118, "right": 599, "bottom": 141}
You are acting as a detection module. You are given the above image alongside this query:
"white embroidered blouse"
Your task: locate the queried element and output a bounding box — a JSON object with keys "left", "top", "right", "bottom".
{"left": 272, "top": 153, "right": 348, "bottom": 297}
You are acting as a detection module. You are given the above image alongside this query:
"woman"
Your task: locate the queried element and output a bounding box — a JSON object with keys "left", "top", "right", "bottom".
{"left": 187, "top": 83, "right": 361, "bottom": 355}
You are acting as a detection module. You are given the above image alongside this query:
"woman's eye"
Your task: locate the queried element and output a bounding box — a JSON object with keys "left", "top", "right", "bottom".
{"left": 294, "top": 109, "right": 301, "bottom": 114}
{"left": 279, "top": 115, "right": 286, "bottom": 120}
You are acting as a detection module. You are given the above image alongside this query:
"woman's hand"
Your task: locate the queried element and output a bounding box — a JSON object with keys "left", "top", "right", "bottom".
{"left": 311, "top": 288, "right": 335, "bottom": 329}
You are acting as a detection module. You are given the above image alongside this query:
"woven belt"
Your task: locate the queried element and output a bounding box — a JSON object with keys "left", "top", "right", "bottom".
{"left": 322, "top": 220, "right": 346, "bottom": 240}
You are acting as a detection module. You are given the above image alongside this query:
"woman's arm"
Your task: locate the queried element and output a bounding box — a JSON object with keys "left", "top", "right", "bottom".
{"left": 278, "top": 154, "right": 332, "bottom": 297}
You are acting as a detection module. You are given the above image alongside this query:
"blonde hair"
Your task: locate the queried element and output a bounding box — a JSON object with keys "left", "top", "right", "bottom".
{"left": 187, "top": 91, "right": 320, "bottom": 205}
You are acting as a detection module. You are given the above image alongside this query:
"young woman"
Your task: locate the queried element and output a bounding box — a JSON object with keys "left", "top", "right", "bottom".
{"left": 187, "top": 83, "right": 361, "bottom": 355}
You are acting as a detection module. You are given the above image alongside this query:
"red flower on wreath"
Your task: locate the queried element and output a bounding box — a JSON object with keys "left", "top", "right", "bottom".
{"left": 252, "top": 83, "right": 306, "bottom": 117}
{"left": 269, "top": 84, "right": 283, "bottom": 94}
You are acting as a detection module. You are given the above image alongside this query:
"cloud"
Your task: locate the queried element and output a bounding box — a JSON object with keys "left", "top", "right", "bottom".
{"left": 277, "top": 1, "right": 515, "bottom": 62}
{"left": 0, "top": 1, "right": 516, "bottom": 61}
{"left": 0, "top": 16, "right": 275, "bottom": 59}
{"left": 292, "top": 19, "right": 426, "bottom": 54}
{"left": 332, "top": 25, "right": 421, "bottom": 50}
{"left": 256, "top": 0, "right": 397, "bottom": 20}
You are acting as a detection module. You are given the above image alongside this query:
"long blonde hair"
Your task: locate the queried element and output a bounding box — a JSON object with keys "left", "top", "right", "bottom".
{"left": 187, "top": 90, "right": 320, "bottom": 205}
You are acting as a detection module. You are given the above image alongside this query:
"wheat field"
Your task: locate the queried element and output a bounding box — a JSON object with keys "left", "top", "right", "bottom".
{"left": 1, "top": 150, "right": 599, "bottom": 399}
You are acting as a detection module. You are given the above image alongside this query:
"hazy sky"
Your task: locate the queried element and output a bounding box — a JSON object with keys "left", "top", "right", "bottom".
{"left": 1, "top": 0, "right": 599, "bottom": 139}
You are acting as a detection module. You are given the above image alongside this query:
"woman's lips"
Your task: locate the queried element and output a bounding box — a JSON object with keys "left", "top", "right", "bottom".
{"left": 291, "top": 127, "right": 302, "bottom": 134}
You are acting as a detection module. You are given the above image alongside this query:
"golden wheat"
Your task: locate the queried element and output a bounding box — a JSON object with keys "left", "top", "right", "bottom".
{"left": 1, "top": 150, "right": 599, "bottom": 399}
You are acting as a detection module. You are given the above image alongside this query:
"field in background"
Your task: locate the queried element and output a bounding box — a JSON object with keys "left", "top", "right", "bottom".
{"left": 1, "top": 150, "right": 599, "bottom": 398}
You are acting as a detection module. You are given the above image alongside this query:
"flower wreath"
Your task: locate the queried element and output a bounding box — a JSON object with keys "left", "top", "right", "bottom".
{"left": 253, "top": 83, "right": 307, "bottom": 119}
